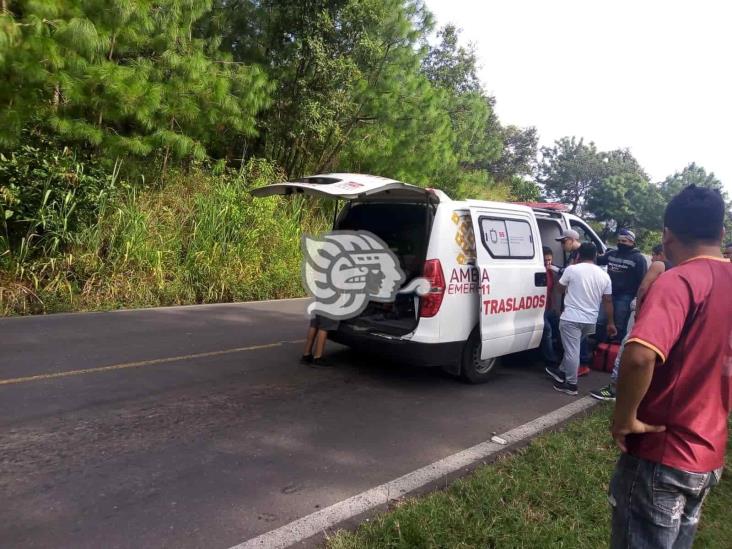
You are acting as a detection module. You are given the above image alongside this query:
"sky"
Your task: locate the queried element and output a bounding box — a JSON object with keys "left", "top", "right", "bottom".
{"left": 424, "top": 0, "right": 732, "bottom": 195}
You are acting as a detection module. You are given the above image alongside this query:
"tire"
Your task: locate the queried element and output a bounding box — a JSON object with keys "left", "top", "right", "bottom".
{"left": 459, "top": 327, "right": 499, "bottom": 384}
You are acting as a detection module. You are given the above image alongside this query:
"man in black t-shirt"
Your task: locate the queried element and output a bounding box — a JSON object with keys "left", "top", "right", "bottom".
{"left": 596, "top": 229, "right": 648, "bottom": 342}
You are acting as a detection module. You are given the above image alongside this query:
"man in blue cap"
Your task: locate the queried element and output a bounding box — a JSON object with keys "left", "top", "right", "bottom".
{"left": 596, "top": 229, "right": 648, "bottom": 342}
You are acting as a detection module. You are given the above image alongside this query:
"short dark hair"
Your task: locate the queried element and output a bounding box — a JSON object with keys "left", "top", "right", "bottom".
{"left": 651, "top": 244, "right": 663, "bottom": 256}
{"left": 664, "top": 185, "right": 725, "bottom": 245}
{"left": 578, "top": 242, "right": 597, "bottom": 261}
{"left": 542, "top": 246, "right": 553, "bottom": 256}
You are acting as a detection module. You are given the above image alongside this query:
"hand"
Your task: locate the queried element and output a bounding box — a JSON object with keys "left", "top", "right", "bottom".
{"left": 607, "top": 323, "right": 618, "bottom": 339}
{"left": 548, "top": 265, "right": 560, "bottom": 273}
{"left": 611, "top": 418, "right": 666, "bottom": 452}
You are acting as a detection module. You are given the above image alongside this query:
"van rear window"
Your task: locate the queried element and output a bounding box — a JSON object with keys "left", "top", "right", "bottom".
{"left": 479, "top": 217, "right": 534, "bottom": 259}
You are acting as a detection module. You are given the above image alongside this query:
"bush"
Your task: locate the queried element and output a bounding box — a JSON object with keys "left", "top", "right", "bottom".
{"left": 0, "top": 158, "right": 328, "bottom": 315}
{"left": 0, "top": 133, "right": 120, "bottom": 264}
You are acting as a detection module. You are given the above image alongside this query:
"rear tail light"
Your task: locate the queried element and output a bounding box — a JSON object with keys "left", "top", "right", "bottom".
{"left": 419, "top": 259, "right": 446, "bottom": 318}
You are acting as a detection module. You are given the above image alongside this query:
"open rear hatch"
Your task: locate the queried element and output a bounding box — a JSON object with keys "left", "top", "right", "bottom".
{"left": 251, "top": 173, "right": 438, "bottom": 337}
{"left": 250, "top": 173, "right": 436, "bottom": 202}
{"left": 335, "top": 201, "right": 434, "bottom": 335}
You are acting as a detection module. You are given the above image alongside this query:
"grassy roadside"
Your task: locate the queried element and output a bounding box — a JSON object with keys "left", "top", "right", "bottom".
{"left": 1, "top": 161, "right": 330, "bottom": 315}
{"left": 327, "top": 405, "right": 732, "bottom": 548}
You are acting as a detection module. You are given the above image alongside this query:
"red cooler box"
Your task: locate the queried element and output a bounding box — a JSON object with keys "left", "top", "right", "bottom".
{"left": 592, "top": 342, "right": 621, "bottom": 373}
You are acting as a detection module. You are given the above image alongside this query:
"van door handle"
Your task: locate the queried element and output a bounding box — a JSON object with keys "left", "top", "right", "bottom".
{"left": 534, "top": 272, "right": 547, "bottom": 287}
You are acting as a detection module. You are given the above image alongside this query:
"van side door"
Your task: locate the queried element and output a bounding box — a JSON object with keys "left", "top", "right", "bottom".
{"left": 468, "top": 203, "right": 546, "bottom": 359}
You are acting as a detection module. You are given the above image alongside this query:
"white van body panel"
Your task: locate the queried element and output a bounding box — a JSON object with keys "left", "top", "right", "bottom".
{"left": 467, "top": 201, "right": 545, "bottom": 359}
{"left": 408, "top": 202, "right": 478, "bottom": 345}
{"left": 251, "top": 173, "right": 608, "bottom": 372}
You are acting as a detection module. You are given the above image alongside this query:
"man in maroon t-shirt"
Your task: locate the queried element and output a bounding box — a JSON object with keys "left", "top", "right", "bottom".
{"left": 609, "top": 185, "right": 732, "bottom": 548}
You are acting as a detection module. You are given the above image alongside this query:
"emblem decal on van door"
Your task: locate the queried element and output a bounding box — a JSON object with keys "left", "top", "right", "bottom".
{"left": 452, "top": 212, "right": 476, "bottom": 265}
{"left": 302, "top": 231, "right": 431, "bottom": 320}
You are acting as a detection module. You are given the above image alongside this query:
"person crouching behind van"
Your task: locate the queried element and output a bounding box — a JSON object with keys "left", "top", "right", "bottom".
{"left": 541, "top": 246, "right": 560, "bottom": 368}
{"left": 301, "top": 315, "right": 339, "bottom": 367}
{"left": 546, "top": 243, "right": 617, "bottom": 395}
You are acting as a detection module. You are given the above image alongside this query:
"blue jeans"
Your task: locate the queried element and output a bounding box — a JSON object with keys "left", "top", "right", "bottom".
{"left": 597, "top": 294, "right": 634, "bottom": 342}
{"left": 541, "top": 310, "right": 559, "bottom": 364}
{"left": 609, "top": 453, "right": 722, "bottom": 549}
{"left": 610, "top": 308, "right": 636, "bottom": 385}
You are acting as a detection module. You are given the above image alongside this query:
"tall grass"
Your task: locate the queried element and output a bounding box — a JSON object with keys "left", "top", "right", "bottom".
{"left": 0, "top": 159, "right": 328, "bottom": 315}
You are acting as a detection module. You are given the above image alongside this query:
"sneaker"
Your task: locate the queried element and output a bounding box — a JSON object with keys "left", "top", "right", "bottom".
{"left": 300, "top": 354, "right": 314, "bottom": 364}
{"left": 545, "top": 366, "right": 565, "bottom": 383}
{"left": 578, "top": 365, "right": 591, "bottom": 377}
{"left": 553, "top": 381, "right": 578, "bottom": 396}
{"left": 590, "top": 385, "right": 616, "bottom": 401}
{"left": 310, "top": 356, "right": 333, "bottom": 368}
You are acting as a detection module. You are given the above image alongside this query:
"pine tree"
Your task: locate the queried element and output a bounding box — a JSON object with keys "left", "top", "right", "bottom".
{"left": 0, "top": 0, "right": 271, "bottom": 168}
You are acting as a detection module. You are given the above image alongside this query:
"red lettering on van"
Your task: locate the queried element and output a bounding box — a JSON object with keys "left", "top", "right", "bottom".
{"left": 481, "top": 295, "right": 547, "bottom": 316}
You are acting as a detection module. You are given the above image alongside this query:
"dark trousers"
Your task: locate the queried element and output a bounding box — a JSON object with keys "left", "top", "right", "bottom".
{"left": 597, "top": 294, "right": 634, "bottom": 342}
{"left": 541, "top": 310, "right": 559, "bottom": 364}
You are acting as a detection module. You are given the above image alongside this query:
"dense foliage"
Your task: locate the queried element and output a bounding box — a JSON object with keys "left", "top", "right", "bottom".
{"left": 0, "top": 0, "right": 729, "bottom": 313}
{"left": 539, "top": 138, "right": 730, "bottom": 245}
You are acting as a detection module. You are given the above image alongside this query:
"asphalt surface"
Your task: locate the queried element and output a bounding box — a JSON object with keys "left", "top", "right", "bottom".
{"left": 0, "top": 299, "right": 609, "bottom": 548}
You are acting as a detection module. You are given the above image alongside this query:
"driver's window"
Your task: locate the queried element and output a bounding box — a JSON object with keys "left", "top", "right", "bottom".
{"left": 570, "top": 221, "right": 600, "bottom": 248}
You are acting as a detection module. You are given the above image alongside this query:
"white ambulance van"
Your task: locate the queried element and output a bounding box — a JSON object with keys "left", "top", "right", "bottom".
{"left": 252, "top": 173, "right": 606, "bottom": 383}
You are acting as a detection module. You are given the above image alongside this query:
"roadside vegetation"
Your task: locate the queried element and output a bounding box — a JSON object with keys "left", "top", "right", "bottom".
{"left": 326, "top": 406, "right": 732, "bottom": 549}
{"left": 0, "top": 152, "right": 326, "bottom": 314}
{"left": 1, "top": 1, "right": 730, "bottom": 315}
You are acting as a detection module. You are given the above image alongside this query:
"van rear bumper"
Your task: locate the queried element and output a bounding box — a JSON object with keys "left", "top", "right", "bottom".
{"left": 329, "top": 328, "right": 463, "bottom": 368}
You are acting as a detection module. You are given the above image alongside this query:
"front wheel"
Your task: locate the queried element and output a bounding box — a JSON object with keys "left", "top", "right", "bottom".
{"left": 460, "top": 328, "right": 499, "bottom": 384}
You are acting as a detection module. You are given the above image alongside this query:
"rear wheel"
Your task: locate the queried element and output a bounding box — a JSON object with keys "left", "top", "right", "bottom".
{"left": 460, "top": 328, "right": 499, "bottom": 384}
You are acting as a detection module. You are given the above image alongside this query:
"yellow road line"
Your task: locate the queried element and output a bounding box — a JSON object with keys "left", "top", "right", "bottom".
{"left": 0, "top": 339, "right": 306, "bottom": 387}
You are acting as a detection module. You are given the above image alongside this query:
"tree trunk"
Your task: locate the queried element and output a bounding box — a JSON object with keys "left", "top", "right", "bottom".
{"left": 161, "top": 118, "right": 176, "bottom": 179}
{"left": 318, "top": 44, "right": 394, "bottom": 173}
{"left": 108, "top": 33, "right": 116, "bottom": 61}
{"left": 52, "top": 84, "right": 60, "bottom": 110}
{"left": 161, "top": 146, "right": 171, "bottom": 180}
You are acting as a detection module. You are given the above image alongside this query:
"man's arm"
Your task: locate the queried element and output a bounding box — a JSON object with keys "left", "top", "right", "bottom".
{"left": 596, "top": 251, "right": 611, "bottom": 266}
{"left": 611, "top": 342, "right": 666, "bottom": 451}
{"left": 557, "top": 265, "right": 571, "bottom": 293}
{"left": 602, "top": 294, "right": 617, "bottom": 339}
{"left": 634, "top": 251, "right": 649, "bottom": 291}
{"left": 636, "top": 261, "right": 665, "bottom": 305}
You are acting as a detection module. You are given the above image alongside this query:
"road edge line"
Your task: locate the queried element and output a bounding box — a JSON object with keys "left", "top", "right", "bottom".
{"left": 0, "top": 297, "right": 311, "bottom": 322}
{"left": 229, "top": 396, "right": 600, "bottom": 549}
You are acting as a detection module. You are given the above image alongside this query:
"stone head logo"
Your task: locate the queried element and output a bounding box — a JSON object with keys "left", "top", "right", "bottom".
{"left": 302, "top": 231, "right": 430, "bottom": 320}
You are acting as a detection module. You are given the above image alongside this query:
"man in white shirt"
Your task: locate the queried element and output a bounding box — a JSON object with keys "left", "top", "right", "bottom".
{"left": 546, "top": 243, "right": 617, "bottom": 395}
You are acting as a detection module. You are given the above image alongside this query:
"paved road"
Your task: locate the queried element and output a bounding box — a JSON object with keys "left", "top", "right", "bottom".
{"left": 0, "top": 300, "right": 608, "bottom": 548}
